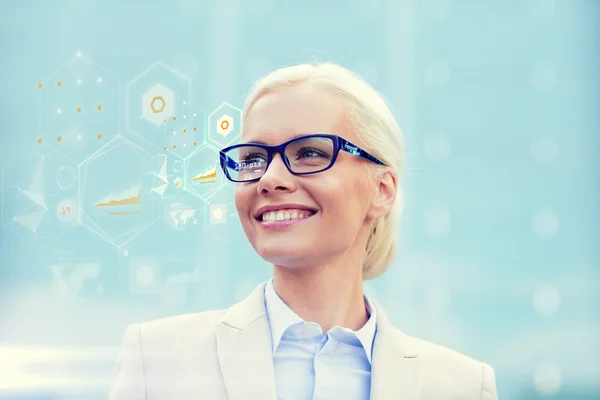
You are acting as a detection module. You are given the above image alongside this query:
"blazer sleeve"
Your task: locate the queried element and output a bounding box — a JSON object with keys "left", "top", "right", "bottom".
{"left": 108, "top": 324, "right": 146, "bottom": 400}
{"left": 480, "top": 362, "right": 498, "bottom": 400}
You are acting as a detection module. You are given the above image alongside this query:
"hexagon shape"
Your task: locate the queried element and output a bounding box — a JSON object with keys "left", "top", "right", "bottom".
{"left": 1, "top": 144, "right": 79, "bottom": 249}
{"left": 142, "top": 84, "right": 174, "bottom": 126}
{"left": 163, "top": 102, "right": 206, "bottom": 158}
{"left": 208, "top": 102, "right": 242, "bottom": 148}
{"left": 145, "top": 151, "right": 185, "bottom": 204}
{"left": 126, "top": 62, "right": 191, "bottom": 151}
{"left": 150, "top": 96, "right": 166, "bottom": 113}
{"left": 79, "top": 135, "right": 161, "bottom": 248}
{"left": 38, "top": 53, "right": 119, "bottom": 163}
{"left": 203, "top": 183, "right": 242, "bottom": 243}
{"left": 185, "top": 144, "right": 225, "bottom": 200}
{"left": 217, "top": 114, "right": 234, "bottom": 136}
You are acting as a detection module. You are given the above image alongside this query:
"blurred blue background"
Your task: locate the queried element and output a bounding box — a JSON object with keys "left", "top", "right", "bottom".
{"left": 0, "top": 0, "right": 599, "bottom": 399}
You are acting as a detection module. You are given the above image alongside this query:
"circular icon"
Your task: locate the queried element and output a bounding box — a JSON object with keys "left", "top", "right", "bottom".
{"left": 173, "top": 160, "right": 183, "bottom": 173}
{"left": 56, "top": 166, "right": 77, "bottom": 189}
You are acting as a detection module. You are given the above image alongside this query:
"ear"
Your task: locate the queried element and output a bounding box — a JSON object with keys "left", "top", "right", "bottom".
{"left": 367, "top": 168, "right": 398, "bottom": 220}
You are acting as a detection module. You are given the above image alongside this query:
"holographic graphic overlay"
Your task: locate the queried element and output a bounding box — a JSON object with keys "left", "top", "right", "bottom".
{"left": 1, "top": 145, "right": 79, "bottom": 249}
{"left": 163, "top": 102, "right": 207, "bottom": 158}
{"left": 38, "top": 52, "right": 119, "bottom": 163}
{"left": 145, "top": 152, "right": 185, "bottom": 204}
{"left": 204, "top": 183, "right": 241, "bottom": 243}
{"left": 185, "top": 144, "right": 225, "bottom": 199}
{"left": 126, "top": 62, "right": 192, "bottom": 151}
{"left": 79, "top": 136, "right": 160, "bottom": 248}
{"left": 207, "top": 102, "right": 242, "bottom": 148}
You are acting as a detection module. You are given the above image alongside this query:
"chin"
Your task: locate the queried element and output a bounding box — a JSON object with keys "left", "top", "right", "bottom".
{"left": 254, "top": 241, "right": 308, "bottom": 266}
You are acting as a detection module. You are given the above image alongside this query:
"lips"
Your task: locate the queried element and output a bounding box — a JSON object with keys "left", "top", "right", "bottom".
{"left": 254, "top": 204, "right": 318, "bottom": 221}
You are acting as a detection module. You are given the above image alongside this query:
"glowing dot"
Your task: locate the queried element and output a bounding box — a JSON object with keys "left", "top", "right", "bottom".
{"left": 183, "top": 114, "right": 187, "bottom": 119}
{"left": 163, "top": 119, "right": 167, "bottom": 123}
{"left": 37, "top": 138, "right": 43, "bottom": 144}
{"left": 532, "top": 209, "right": 559, "bottom": 238}
{"left": 172, "top": 130, "right": 176, "bottom": 135}
{"left": 57, "top": 136, "right": 62, "bottom": 142}
{"left": 76, "top": 51, "right": 82, "bottom": 57}
{"left": 163, "top": 147, "right": 167, "bottom": 151}
{"left": 533, "top": 285, "right": 561, "bottom": 316}
{"left": 57, "top": 108, "right": 62, "bottom": 114}
{"left": 76, "top": 134, "right": 82, "bottom": 141}
{"left": 193, "top": 127, "right": 197, "bottom": 131}
{"left": 173, "top": 145, "right": 177, "bottom": 149}
{"left": 193, "top": 113, "right": 197, "bottom": 117}
{"left": 76, "top": 79, "right": 82, "bottom": 85}
{"left": 76, "top": 107, "right": 82, "bottom": 112}
{"left": 173, "top": 117, "right": 177, "bottom": 121}
{"left": 97, "top": 76, "right": 103, "bottom": 83}
{"left": 37, "top": 83, "right": 43, "bottom": 89}
{"left": 97, "top": 105, "right": 102, "bottom": 111}
{"left": 183, "top": 129, "right": 187, "bottom": 133}
{"left": 183, "top": 143, "right": 187, "bottom": 147}
{"left": 193, "top": 142, "right": 197, "bottom": 146}
{"left": 57, "top": 81, "right": 62, "bottom": 87}
{"left": 97, "top": 133, "right": 102, "bottom": 139}
{"left": 534, "top": 363, "right": 562, "bottom": 396}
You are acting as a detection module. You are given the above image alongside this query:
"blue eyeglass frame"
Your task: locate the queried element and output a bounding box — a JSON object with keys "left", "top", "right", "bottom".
{"left": 219, "top": 133, "right": 386, "bottom": 183}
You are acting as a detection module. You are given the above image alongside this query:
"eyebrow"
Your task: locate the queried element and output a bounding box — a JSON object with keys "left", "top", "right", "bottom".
{"left": 240, "top": 133, "right": 310, "bottom": 145}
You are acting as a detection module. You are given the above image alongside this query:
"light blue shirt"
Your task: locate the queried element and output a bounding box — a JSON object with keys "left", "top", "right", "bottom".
{"left": 264, "top": 278, "right": 377, "bottom": 400}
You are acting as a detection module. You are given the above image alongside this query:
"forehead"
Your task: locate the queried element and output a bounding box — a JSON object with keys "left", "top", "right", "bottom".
{"left": 242, "top": 84, "right": 351, "bottom": 144}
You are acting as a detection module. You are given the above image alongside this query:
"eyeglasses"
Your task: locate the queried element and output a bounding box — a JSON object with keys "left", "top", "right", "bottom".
{"left": 219, "top": 133, "right": 386, "bottom": 183}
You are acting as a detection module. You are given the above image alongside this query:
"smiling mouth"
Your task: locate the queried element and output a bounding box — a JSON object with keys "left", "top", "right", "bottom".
{"left": 256, "top": 209, "right": 317, "bottom": 222}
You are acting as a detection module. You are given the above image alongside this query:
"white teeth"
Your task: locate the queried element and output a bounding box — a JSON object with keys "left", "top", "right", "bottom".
{"left": 261, "top": 209, "right": 314, "bottom": 222}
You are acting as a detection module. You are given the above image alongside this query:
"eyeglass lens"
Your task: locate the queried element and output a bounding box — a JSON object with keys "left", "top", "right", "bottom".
{"left": 224, "top": 137, "right": 335, "bottom": 181}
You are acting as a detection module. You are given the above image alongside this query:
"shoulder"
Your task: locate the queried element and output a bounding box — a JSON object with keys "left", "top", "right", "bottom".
{"left": 384, "top": 328, "right": 497, "bottom": 400}
{"left": 121, "top": 309, "right": 227, "bottom": 352}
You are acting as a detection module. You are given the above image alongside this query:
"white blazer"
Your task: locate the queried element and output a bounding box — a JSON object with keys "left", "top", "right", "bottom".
{"left": 108, "top": 282, "right": 498, "bottom": 400}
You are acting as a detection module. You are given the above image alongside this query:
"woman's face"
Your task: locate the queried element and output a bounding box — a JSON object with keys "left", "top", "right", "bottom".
{"left": 235, "top": 83, "right": 386, "bottom": 269}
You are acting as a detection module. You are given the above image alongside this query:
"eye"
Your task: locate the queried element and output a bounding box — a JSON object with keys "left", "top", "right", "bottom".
{"left": 243, "top": 152, "right": 267, "bottom": 162}
{"left": 297, "top": 147, "right": 328, "bottom": 159}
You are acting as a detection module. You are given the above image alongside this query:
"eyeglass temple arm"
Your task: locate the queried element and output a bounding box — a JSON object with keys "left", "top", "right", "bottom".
{"left": 223, "top": 154, "right": 241, "bottom": 171}
{"left": 341, "top": 140, "right": 385, "bottom": 166}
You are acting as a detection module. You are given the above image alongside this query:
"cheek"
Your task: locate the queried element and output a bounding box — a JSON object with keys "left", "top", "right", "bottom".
{"left": 234, "top": 186, "right": 251, "bottom": 217}
{"left": 315, "top": 176, "right": 370, "bottom": 222}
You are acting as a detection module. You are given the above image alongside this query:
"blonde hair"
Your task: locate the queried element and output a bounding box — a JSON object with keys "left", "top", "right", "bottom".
{"left": 242, "top": 62, "right": 405, "bottom": 280}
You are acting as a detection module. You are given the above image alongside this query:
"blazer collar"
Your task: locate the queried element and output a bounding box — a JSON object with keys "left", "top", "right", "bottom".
{"left": 263, "top": 278, "right": 378, "bottom": 363}
{"left": 216, "top": 281, "right": 424, "bottom": 400}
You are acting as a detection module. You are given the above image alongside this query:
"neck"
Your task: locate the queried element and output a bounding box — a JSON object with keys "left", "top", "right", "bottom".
{"left": 272, "top": 254, "right": 368, "bottom": 333}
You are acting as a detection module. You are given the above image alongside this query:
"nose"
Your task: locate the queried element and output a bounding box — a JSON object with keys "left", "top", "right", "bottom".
{"left": 256, "top": 152, "right": 296, "bottom": 195}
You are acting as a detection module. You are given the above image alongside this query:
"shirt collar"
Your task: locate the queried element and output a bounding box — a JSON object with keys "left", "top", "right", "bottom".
{"left": 264, "top": 278, "right": 378, "bottom": 364}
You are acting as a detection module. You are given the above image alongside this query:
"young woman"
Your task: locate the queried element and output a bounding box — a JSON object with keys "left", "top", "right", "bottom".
{"left": 109, "top": 63, "right": 498, "bottom": 400}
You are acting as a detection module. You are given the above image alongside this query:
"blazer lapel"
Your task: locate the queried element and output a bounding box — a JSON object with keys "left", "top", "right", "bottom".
{"left": 216, "top": 282, "right": 277, "bottom": 400}
{"left": 370, "top": 302, "right": 424, "bottom": 400}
